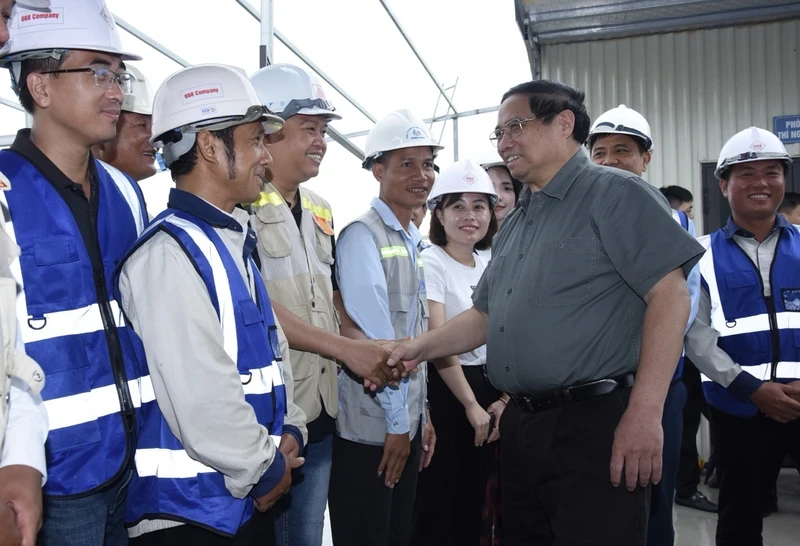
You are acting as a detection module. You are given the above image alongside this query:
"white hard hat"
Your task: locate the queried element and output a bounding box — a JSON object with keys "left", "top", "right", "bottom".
{"left": 478, "top": 152, "right": 506, "bottom": 171}
{"left": 122, "top": 64, "right": 153, "bottom": 116}
{"left": 16, "top": 1, "right": 52, "bottom": 8}
{"left": 427, "top": 159, "right": 498, "bottom": 211}
{"left": 588, "top": 104, "right": 653, "bottom": 152}
{"left": 363, "top": 109, "right": 444, "bottom": 169}
{"left": 250, "top": 63, "right": 341, "bottom": 121}
{"left": 151, "top": 64, "right": 285, "bottom": 168}
{"left": 715, "top": 126, "right": 792, "bottom": 180}
{"left": 0, "top": 0, "right": 142, "bottom": 64}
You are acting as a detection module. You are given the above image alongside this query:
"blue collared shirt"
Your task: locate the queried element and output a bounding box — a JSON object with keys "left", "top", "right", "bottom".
{"left": 336, "top": 197, "right": 424, "bottom": 435}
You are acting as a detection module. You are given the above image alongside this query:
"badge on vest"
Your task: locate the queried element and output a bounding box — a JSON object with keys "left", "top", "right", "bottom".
{"left": 0, "top": 172, "right": 11, "bottom": 191}
{"left": 782, "top": 288, "right": 800, "bottom": 311}
{"left": 313, "top": 214, "right": 334, "bottom": 236}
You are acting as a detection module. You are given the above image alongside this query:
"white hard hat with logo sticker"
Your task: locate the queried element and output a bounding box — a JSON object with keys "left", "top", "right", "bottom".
{"left": 715, "top": 126, "right": 792, "bottom": 180}
{"left": 362, "top": 109, "right": 444, "bottom": 169}
{"left": 122, "top": 64, "right": 153, "bottom": 116}
{"left": 0, "top": 0, "right": 142, "bottom": 63}
{"left": 250, "top": 63, "right": 341, "bottom": 121}
{"left": 151, "top": 64, "right": 285, "bottom": 167}
{"left": 427, "top": 159, "right": 498, "bottom": 211}
{"left": 588, "top": 104, "right": 654, "bottom": 152}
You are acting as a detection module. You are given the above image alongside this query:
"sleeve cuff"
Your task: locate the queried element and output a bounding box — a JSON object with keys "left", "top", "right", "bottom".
{"left": 282, "top": 425, "right": 305, "bottom": 455}
{"left": 250, "top": 449, "right": 286, "bottom": 499}
{"left": 727, "top": 370, "right": 763, "bottom": 402}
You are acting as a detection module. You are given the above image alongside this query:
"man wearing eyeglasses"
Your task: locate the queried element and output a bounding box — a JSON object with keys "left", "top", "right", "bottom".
{"left": 386, "top": 80, "right": 705, "bottom": 545}
{"left": 0, "top": 2, "right": 149, "bottom": 544}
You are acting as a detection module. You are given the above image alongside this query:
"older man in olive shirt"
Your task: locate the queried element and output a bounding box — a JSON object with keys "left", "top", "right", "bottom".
{"left": 387, "top": 80, "right": 705, "bottom": 545}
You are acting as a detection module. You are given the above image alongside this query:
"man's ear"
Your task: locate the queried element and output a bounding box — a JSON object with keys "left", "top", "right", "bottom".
{"left": 195, "top": 130, "right": 220, "bottom": 166}
{"left": 27, "top": 72, "right": 52, "bottom": 110}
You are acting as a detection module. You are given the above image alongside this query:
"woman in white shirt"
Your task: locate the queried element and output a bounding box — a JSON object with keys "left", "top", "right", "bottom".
{"left": 411, "top": 160, "right": 506, "bottom": 546}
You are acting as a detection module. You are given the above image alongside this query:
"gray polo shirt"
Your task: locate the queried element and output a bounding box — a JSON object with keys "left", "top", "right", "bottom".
{"left": 472, "top": 150, "right": 705, "bottom": 394}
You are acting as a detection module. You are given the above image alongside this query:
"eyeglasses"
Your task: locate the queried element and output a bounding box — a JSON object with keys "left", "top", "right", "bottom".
{"left": 278, "top": 98, "right": 337, "bottom": 119}
{"left": 41, "top": 67, "right": 136, "bottom": 94}
{"left": 489, "top": 116, "right": 537, "bottom": 148}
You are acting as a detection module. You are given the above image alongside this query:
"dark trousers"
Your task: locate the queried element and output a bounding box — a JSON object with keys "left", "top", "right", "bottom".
{"left": 648, "top": 380, "right": 687, "bottom": 546}
{"left": 129, "top": 511, "right": 275, "bottom": 546}
{"left": 500, "top": 387, "right": 649, "bottom": 546}
{"left": 328, "top": 431, "right": 422, "bottom": 546}
{"left": 676, "top": 359, "right": 711, "bottom": 499}
{"left": 411, "top": 365, "right": 500, "bottom": 546}
{"left": 710, "top": 405, "right": 800, "bottom": 546}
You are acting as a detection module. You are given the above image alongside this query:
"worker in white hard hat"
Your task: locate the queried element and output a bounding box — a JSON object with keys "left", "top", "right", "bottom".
{"left": 409, "top": 160, "right": 504, "bottom": 545}
{"left": 0, "top": 4, "right": 53, "bottom": 546}
{"left": 116, "top": 63, "right": 306, "bottom": 544}
{"left": 329, "top": 109, "right": 440, "bottom": 546}
{"left": 685, "top": 127, "right": 800, "bottom": 546}
{"left": 0, "top": 1, "right": 150, "bottom": 544}
{"left": 92, "top": 64, "right": 158, "bottom": 182}
{"left": 248, "top": 63, "right": 395, "bottom": 546}
{"left": 479, "top": 155, "right": 523, "bottom": 226}
{"left": 588, "top": 104, "right": 709, "bottom": 546}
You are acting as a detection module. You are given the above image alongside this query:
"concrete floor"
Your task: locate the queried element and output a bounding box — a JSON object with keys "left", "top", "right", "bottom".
{"left": 321, "top": 469, "right": 800, "bottom": 546}
{"left": 674, "top": 468, "right": 800, "bottom": 546}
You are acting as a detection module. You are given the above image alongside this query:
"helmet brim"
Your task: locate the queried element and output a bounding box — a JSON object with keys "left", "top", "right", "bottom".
{"left": 362, "top": 142, "right": 446, "bottom": 170}
{"left": 289, "top": 106, "right": 342, "bottom": 121}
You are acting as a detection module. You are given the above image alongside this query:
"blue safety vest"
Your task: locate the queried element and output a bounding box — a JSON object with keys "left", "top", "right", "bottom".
{"left": 0, "top": 151, "right": 148, "bottom": 496}
{"left": 672, "top": 209, "right": 690, "bottom": 380}
{"left": 121, "top": 208, "right": 286, "bottom": 537}
{"left": 698, "top": 226, "right": 800, "bottom": 416}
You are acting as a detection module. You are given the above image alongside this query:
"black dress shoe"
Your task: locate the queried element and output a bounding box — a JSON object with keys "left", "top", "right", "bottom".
{"left": 675, "top": 491, "right": 718, "bottom": 513}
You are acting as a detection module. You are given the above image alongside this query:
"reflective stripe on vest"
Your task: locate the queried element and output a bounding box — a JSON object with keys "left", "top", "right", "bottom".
{"left": 0, "top": 152, "right": 148, "bottom": 496}
{"left": 123, "top": 208, "right": 286, "bottom": 536}
{"left": 380, "top": 245, "right": 409, "bottom": 258}
{"left": 699, "top": 228, "right": 800, "bottom": 416}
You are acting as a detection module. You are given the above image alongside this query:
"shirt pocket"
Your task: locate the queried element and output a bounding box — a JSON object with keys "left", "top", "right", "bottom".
{"left": 527, "top": 237, "right": 597, "bottom": 307}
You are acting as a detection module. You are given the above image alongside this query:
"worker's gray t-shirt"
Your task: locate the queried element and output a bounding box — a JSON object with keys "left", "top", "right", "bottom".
{"left": 473, "top": 150, "right": 705, "bottom": 394}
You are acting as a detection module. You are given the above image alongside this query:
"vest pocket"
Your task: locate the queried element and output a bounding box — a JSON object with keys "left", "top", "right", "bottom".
{"left": 314, "top": 222, "right": 334, "bottom": 265}
{"left": 255, "top": 221, "right": 292, "bottom": 259}
{"left": 197, "top": 472, "right": 229, "bottom": 497}
{"left": 725, "top": 271, "right": 759, "bottom": 290}
{"left": 44, "top": 366, "right": 102, "bottom": 451}
{"left": 239, "top": 299, "right": 264, "bottom": 326}
{"left": 33, "top": 236, "right": 79, "bottom": 266}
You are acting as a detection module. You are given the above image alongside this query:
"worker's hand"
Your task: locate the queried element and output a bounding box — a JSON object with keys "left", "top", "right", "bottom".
{"left": 377, "top": 433, "right": 411, "bottom": 489}
{"left": 278, "top": 433, "right": 303, "bottom": 464}
{"left": 419, "top": 412, "right": 436, "bottom": 472}
{"left": 253, "top": 452, "right": 304, "bottom": 513}
{"left": 751, "top": 381, "right": 800, "bottom": 423}
{"left": 340, "top": 339, "right": 395, "bottom": 391}
{"left": 385, "top": 338, "right": 424, "bottom": 376}
{"left": 0, "top": 465, "right": 42, "bottom": 546}
{"left": 609, "top": 406, "right": 664, "bottom": 491}
{"left": 486, "top": 398, "right": 507, "bottom": 444}
{"left": 0, "top": 499, "right": 22, "bottom": 546}
{"left": 465, "top": 401, "right": 491, "bottom": 446}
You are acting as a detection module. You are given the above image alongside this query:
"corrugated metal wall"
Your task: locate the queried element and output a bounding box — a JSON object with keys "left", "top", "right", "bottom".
{"left": 541, "top": 20, "right": 800, "bottom": 233}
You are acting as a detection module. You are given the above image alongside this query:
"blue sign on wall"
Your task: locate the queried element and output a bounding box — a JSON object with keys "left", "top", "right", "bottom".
{"left": 774, "top": 115, "right": 800, "bottom": 144}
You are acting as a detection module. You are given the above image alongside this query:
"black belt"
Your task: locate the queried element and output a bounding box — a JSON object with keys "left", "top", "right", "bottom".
{"left": 511, "top": 373, "right": 635, "bottom": 414}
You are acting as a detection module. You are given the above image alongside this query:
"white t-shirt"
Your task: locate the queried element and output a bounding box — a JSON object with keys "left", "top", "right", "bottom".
{"left": 421, "top": 245, "right": 489, "bottom": 366}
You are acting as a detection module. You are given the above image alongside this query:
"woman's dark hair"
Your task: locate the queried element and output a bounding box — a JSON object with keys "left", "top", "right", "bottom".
{"left": 501, "top": 80, "right": 591, "bottom": 144}
{"left": 429, "top": 192, "right": 497, "bottom": 251}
